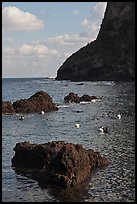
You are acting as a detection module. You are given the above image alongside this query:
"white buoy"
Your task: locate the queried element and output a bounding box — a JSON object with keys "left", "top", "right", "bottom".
{"left": 75, "top": 123, "right": 80, "bottom": 128}
{"left": 99, "top": 126, "right": 104, "bottom": 133}
{"left": 91, "top": 99, "right": 97, "bottom": 103}
{"left": 40, "top": 111, "right": 45, "bottom": 114}
{"left": 19, "top": 115, "right": 24, "bottom": 120}
{"left": 117, "top": 114, "right": 121, "bottom": 119}
{"left": 99, "top": 126, "right": 108, "bottom": 133}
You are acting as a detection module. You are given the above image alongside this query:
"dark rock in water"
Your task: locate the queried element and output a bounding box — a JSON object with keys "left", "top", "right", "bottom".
{"left": 77, "top": 83, "right": 84, "bottom": 85}
{"left": 2, "top": 101, "right": 16, "bottom": 115}
{"left": 12, "top": 91, "right": 58, "bottom": 114}
{"left": 2, "top": 91, "right": 58, "bottom": 115}
{"left": 64, "top": 92, "right": 81, "bottom": 103}
{"left": 11, "top": 141, "right": 110, "bottom": 188}
{"left": 64, "top": 92, "right": 98, "bottom": 103}
{"left": 80, "top": 95, "right": 98, "bottom": 102}
{"left": 55, "top": 2, "right": 135, "bottom": 81}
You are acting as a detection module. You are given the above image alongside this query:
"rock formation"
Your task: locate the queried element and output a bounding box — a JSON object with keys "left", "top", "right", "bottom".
{"left": 2, "top": 101, "right": 16, "bottom": 115}
{"left": 56, "top": 2, "right": 135, "bottom": 81}
{"left": 11, "top": 141, "right": 110, "bottom": 188}
{"left": 13, "top": 91, "right": 58, "bottom": 114}
{"left": 64, "top": 92, "right": 98, "bottom": 103}
{"left": 2, "top": 91, "right": 58, "bottom": 115}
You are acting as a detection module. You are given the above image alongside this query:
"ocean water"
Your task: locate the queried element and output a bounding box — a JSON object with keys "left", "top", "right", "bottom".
{"left": 2, "top": 78, "right": 135, "bottom": 202}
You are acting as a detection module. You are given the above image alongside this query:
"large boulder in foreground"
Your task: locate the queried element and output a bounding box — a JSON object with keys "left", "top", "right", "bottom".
{"left": 2, "top": 101, "right": 16, "bottom": 115}
{"left": 64, "top": 92, "right": 98, "bottom": 103}
{"left": 11, "top": 141, "right": 110, "bottom": 188}
{"left": 12, "top": 91, "right": 58, "bottom": 114}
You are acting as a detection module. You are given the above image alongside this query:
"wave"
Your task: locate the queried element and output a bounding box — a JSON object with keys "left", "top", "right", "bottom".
{"left": 57, "top": 104, "right": 69, "bottom": 108}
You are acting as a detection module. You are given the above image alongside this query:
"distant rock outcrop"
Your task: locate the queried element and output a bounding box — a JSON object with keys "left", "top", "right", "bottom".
{"left": 56, "top": 2, "right": 135, "bottom": 81}
{"left": 64, "top": 92, "right": 98, "bottom": 103}
{"left": 11, "top": 141, "right": 110, "bottom": 188}
{"left": 2, "top": 91, "right": 58, "bottom": 115}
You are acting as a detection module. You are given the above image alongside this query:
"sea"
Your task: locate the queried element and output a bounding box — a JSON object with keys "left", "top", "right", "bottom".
{"left": 2, "top": 77, "right": 135, "bottom": 202}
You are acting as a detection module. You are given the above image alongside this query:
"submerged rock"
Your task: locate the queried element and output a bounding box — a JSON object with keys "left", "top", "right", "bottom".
{"left": 64, "top": 92, "right": 98, "bottom": 103}
{"left": 11, "top": 141, "right": 110, "bottom": 188}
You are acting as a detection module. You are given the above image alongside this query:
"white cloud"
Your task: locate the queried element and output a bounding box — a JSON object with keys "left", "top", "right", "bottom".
{"left": 2, "top": 36, "right": 14, "bottom": 43}
{"left": 2, "top": 43, "right": 60, "bottom": 77}
{"left": 3, "top": 47, "right": 15, "bottom": 55}
{"left": 56, "top": 52, "right": 71, "bottom": 59}
{"left": 2, "top": 2, "right": 107, "bottom": 78}
{"left": 3, "top": 44, "right": 58, "bottom": 58}
{"left": 81, "top": 2, "right": 107, "bottom": 40}
{"left": 91, "top": 2, "right": 107, "bottom": 19}
{"left": 18, "top": 44, "right": 58, "bottom": 57}
{"left": 4, "top": 59, "right": 12, "bottom": 66}
{"left": 2, "top": 6, "right": 44, "bottom": 32}
{"left": 73, "top": 10, "right": 79, "bottom": 15}
{"left": 47, "top": 33, "right": 89, "bottom": 46}
{"left": 81, "top": 18, "right": 90, "bottom": 27}
{"left": 2, "top": 39, "right": 78, "bottom": 77}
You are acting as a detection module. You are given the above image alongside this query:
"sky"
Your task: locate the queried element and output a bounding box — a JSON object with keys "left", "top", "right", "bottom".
{"left": 2, "top": 2, "right": 107, "bottom": 78}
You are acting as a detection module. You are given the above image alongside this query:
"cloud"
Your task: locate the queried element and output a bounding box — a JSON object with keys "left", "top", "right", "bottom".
{"left": 2, "top": 36, "right": 14, "bottom": 43}
{"left": 73, "top": 10, "right": 79, "bottom": 15}
{"left": 2, "top": 6, "right": 44, "bottom": 32}
{"left": 90, "top": 2, "right": 107, "bottom": 19}
{"left": 3, "top": 43, "right": 58, "bottom": 59}
{"left": 2, "top": 39, "right": 78, "bottom": 77}
{"left": 48, "top": 3, "right": 107, "bottom": 47}
{"left": 2, "top": 3, "right": 107, "bottom": 78}
{"left": 2, "top": 43, "right": 61, "bottom": 77}
{"left": 3, "top": 47, "right": 15, "bottom": 55}
{"left": 81, "top": 18, "right": 90, "bottom": 27}
{"left": 46, "top": 33, "right": 89, "bottom": 46}
{"left": 81, "top": 2, "right": 107, "bottom": 40}
{"left": 18, "top": 44, "right": 58, "bottom": 57}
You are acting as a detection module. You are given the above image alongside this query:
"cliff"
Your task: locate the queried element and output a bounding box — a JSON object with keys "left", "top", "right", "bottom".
{"left": 55, "top": 2, "right": 135, "bottom": 81}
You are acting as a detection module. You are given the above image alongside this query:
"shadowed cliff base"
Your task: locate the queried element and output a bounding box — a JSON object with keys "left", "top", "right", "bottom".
{"left": 55, "top": 2, "right": 135, "bottom": 82}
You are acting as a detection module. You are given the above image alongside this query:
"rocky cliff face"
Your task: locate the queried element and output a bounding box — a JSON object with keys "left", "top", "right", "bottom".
{"left": 56, "top": 2, "right": 135, "bottom": 81}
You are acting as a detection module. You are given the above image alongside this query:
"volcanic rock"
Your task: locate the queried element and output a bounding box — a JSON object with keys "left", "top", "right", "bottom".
{"left": 12, "top": 91, "right": 58, "bottom": 114}
{"left": 64, "top": 92, "right": 81, "bottom": 103}
{"left": 11, "top": 141, "right": 110, "bottom": 188}
{"left": 2, "top": 101, "right": 16, "bottom": 115}
{"left": 64, "top": 92, "right": 98, "bottom": 103}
